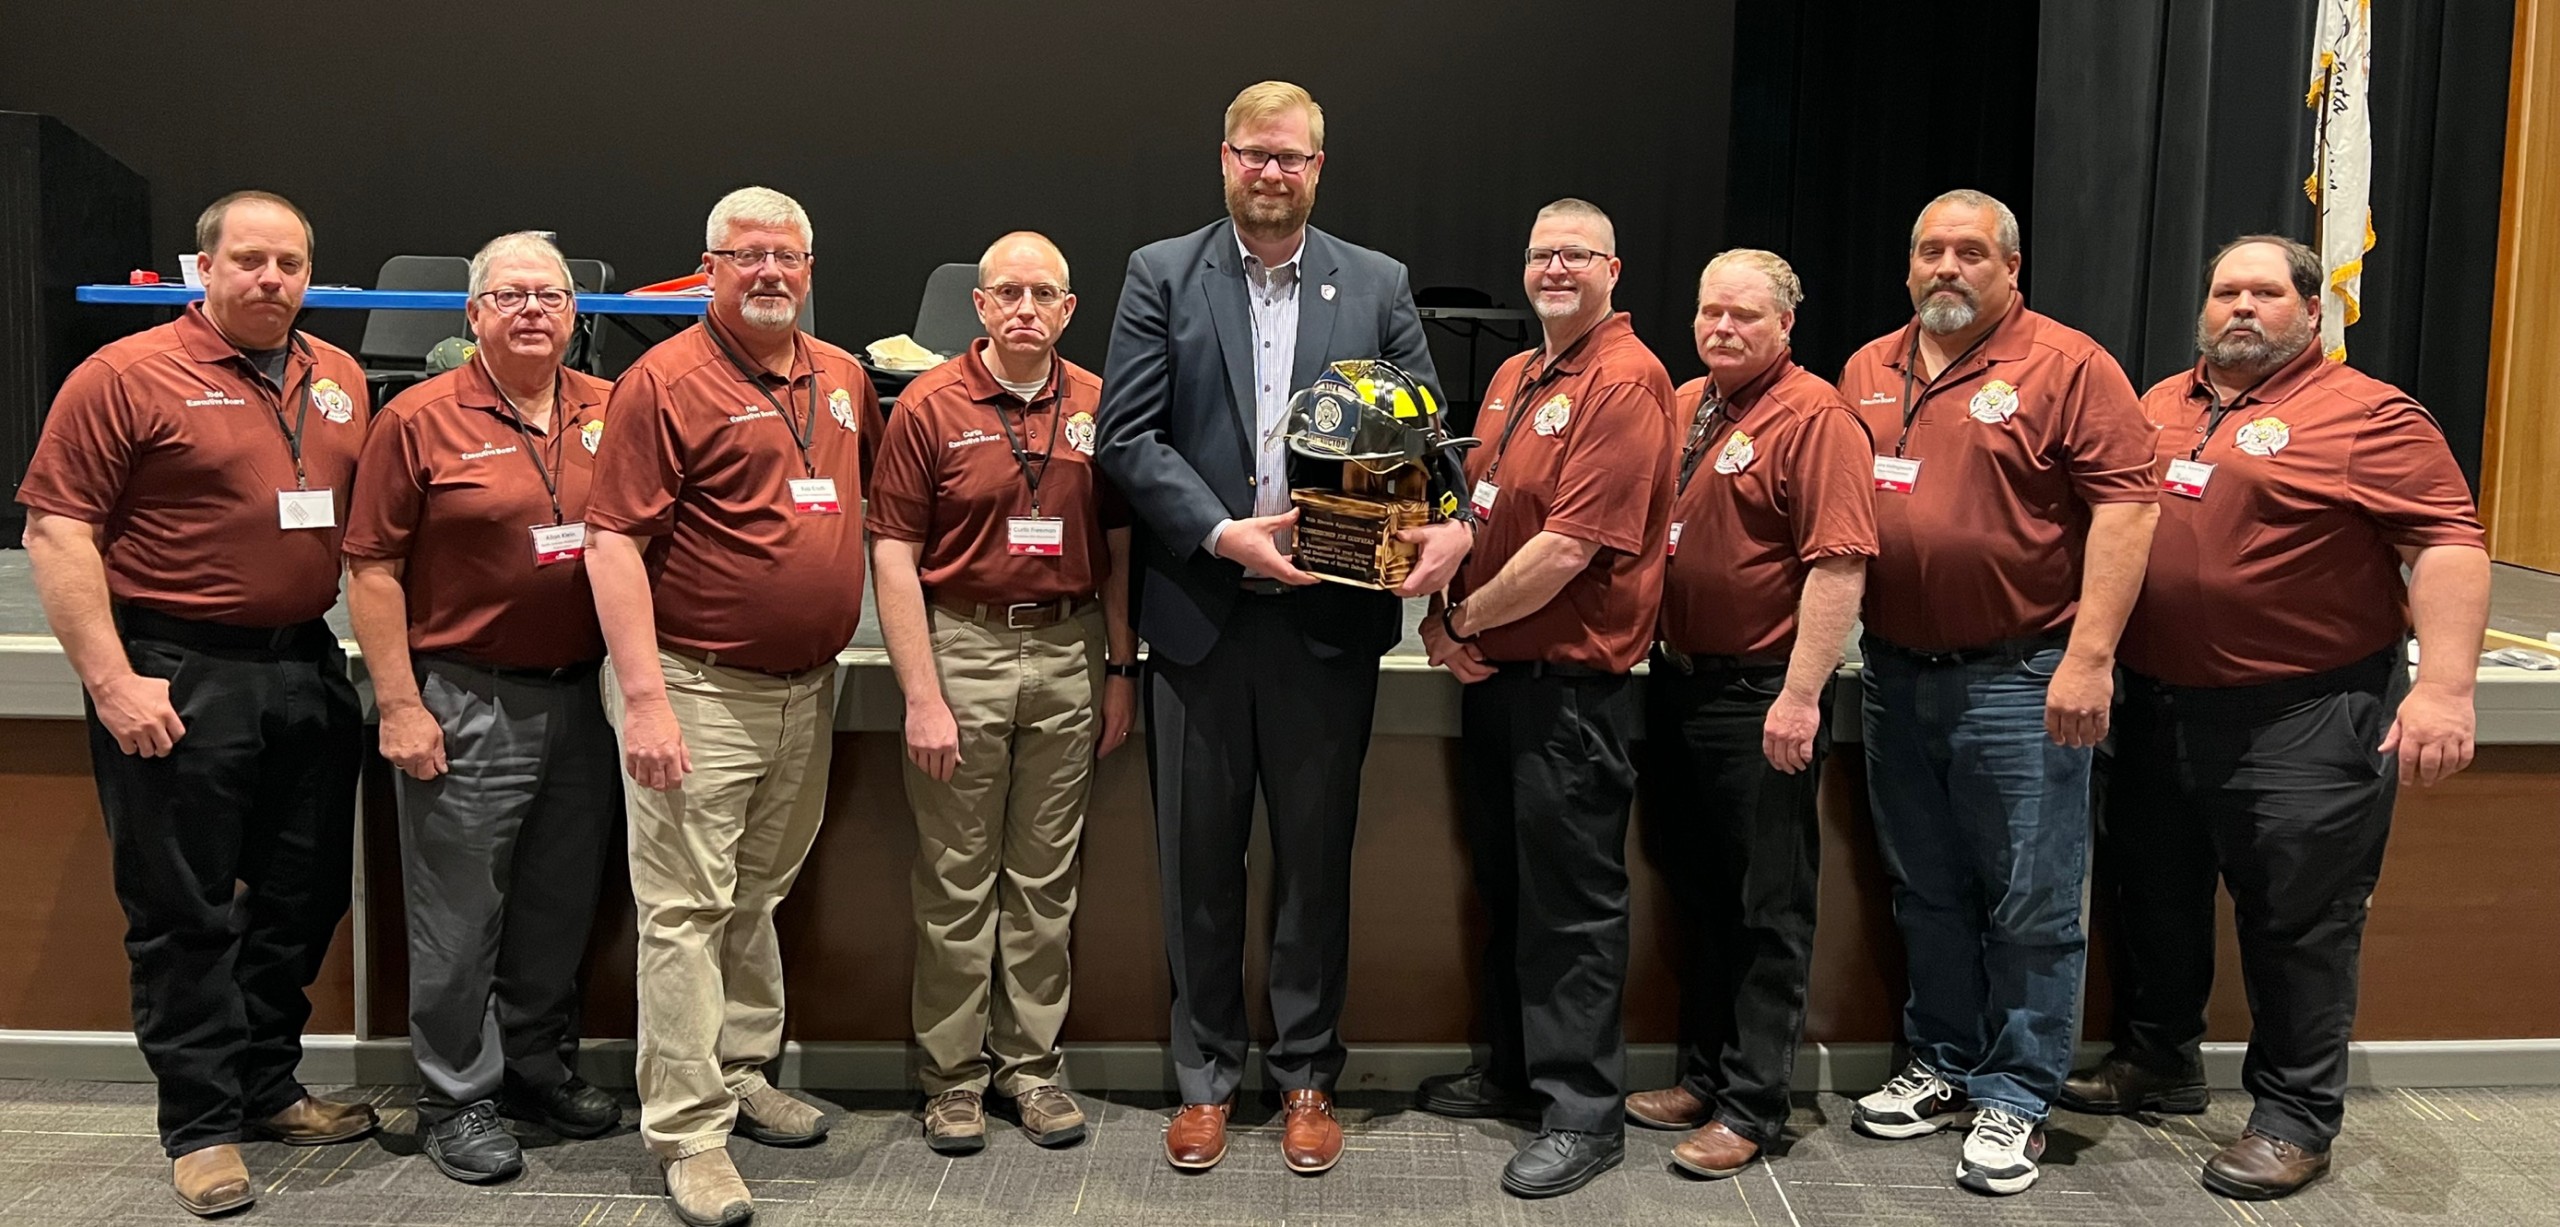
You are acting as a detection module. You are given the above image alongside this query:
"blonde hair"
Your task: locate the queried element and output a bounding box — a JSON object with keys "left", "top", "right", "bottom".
{"left": 1701, "top": 248, "right": 1804, "bottom": 313}
{"left": 1224, "top": 80, "right": 1325, "bottom": 152}
{"left": 706, "top": 186, "right": 813, "bottom": 251}
{"left": 467, "top": 231, "right": 575, "bottom": 297}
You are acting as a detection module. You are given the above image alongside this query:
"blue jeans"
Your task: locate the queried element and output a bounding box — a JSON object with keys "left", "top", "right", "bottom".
{"left": 1860, "top": 636, "right": 2092, "bottom": 1121}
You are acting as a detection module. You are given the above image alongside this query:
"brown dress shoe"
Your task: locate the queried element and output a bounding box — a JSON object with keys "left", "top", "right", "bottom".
{"left": 172, "top": 1144, "right": 254, "bottom": 1217}
{"left": 1280, "top": 1089, "right": 1343, "bottom": 1174}
{"left": 1164, "top": 1101, "right": 1231, "bottom": 1171}
{"left": 1670, "top": 1121, "right": 1759, "bottom": 1179}
{"left": 2202, "top": 1130, "right": 2331, "bottom": 1200}
{"left": 1625, "top": 1084, "right": 1712, "bottom": 1130}
{"left": 251, "top": 1095, "right": 379, "bottom": 1146}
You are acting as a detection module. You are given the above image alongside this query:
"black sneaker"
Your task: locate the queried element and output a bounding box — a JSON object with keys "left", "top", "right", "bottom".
{"left": 1415, "top": 1066, "right": 1537, "bottom": 1121}
{"left": 1499, "top": 1129, "right": 1625, "bottom": 1199}
{"left": 2058, "top": 1054, "right": 2209, "bottom": 1115}
{"left": 503, "top": 1074, "right": 621, "bottom": 1139}
{"left": 424, "top": 1101, "right": 524, "bottom": 1184}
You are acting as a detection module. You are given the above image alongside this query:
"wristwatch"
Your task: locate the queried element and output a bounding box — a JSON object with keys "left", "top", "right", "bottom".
{"left": 1104, "top": 661, "right": 1141, "bottom": 679}
{"left": 1441, "top": 602, "right": 1479, "bottom": 643}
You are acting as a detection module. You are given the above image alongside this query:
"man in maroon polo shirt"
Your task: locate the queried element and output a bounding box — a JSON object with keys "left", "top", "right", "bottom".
{"left": 18, "top": 190, "right": 378, "bottom": 1216}
{"left": 582, "top": 186, "right": 881, "bottom": 1227}
{"left": 2067, "top": 234, "right": 2488, "bottom": 1201}
{"left": 1623, "top": 249, "right": 1875, "bottom": 1180}
{"left": 344, "top": 231, "right": 623, "bottom": 1184}
{"left": 1413, "top": 198, "right": 1674, "bottom": 1200}
{"left": 870, "top": 231, "right": 1137, "bottom": 1158}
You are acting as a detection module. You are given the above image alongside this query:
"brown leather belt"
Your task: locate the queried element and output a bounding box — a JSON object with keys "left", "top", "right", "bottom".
{"left": 930, "top": 596, "right": 1094, "bottom": 631}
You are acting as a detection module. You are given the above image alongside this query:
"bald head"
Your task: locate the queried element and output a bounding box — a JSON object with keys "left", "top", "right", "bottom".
{"left": 978, "top": 231, "right": 1070, "bottom": 292}
{"left": 973, "top": 231, "right": 1078, "bottom": 371}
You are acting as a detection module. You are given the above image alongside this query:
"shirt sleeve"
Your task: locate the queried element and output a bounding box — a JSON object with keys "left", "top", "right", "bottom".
{"left": 340, "top": 407, "right": 427, "bottom": 560}
{"left": 865, "top": 394, "right": 936, "bottom": 546}
{"left": 2058, "top": 350, "right": 2161, "bottom": 505}
{"left": 15, "top": 357, "right": 139, "bottom": 522}
{"left": 1786, "top": 405, "right": 1881, "bottom": 562}
{"left": 583, "top": 366, "right": 684, "bottom": 537}
{"left": 2345, "top": 398, "right": 2485, "bottom": 550}
{"left": 1544, "top": 378, "right": 1669, "bottom": 555}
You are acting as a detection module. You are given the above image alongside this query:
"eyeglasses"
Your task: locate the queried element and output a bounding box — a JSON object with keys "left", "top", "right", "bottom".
{"left": 709, "top": 248, "right": 813, "bottom": 272}
{"left": 476, "top": 287, "right": 573, "bottom": 312}
{"left": 980, "top": 283, "right": 1069, "bottom": 308}
{"left": 1525, "top": 247, "right": 1613, "bottom": 271}
{"left": 1227, "top": 145, "right": 1315, "bottom": 174}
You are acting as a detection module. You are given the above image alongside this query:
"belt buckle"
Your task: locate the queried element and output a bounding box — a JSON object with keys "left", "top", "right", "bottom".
{"left": 1006, "top": 601, "right": 1047, "bottom": 629}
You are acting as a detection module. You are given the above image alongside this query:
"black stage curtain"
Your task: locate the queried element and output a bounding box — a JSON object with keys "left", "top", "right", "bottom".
{"left": 2036, "top": 0, "right": 2513, "bottom": 486}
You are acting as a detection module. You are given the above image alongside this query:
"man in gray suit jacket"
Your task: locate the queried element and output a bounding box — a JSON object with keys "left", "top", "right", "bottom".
{"left": 1095, "top": 80, "right": 1474, "bottom": 1177}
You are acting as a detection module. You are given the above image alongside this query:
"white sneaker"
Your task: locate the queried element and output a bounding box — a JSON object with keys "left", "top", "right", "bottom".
{"left": 1852, "top": 1061, "right": 1973, "bottom": 1139}
{"left": 1956, "top": 1105, "right": 2048, "bottom": 1195}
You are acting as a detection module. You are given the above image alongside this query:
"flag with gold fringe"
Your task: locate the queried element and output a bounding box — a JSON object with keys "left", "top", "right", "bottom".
{"left": 2306, "top": 0, "right": 2374, "bottom": 361}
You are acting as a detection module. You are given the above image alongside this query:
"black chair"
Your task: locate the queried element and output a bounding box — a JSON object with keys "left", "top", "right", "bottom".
{"left": 910, "top": 262, "right": 979, "bottom": 357}
{"left": 359, "top": 255, "right": 469, "bottom": 401}
{"left": 563, "top": 258, "right": 613, "bottom": 373}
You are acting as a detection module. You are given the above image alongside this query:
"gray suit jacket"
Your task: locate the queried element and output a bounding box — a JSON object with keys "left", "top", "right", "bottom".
{"left": 1095, "top": 219, "right": 1459, "bottom": 667}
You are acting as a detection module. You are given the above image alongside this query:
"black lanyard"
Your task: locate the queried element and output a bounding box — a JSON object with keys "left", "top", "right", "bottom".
{"left": 1484, "top": 326, "right": 1602, "bottom": 485}
{"left": 1677, "top": 383, "right": 1738, "bottom": 496}
{"left": 705, "top": 323, "right": 822, "bottom": 479}
{"left": 987, "top": 382, "right": 1063, "bottom": 517}
{"left": 2190, "top": 372, "right": 2276, "bottom": 461}
{"left": 254, "top": 336, "right": 318, "bottom": 489}
{"left": 483, "top": 358, "right": 571, "bottom": 525}
{"left": 1893, "top": 324, "right": 1997, "bottom": 458}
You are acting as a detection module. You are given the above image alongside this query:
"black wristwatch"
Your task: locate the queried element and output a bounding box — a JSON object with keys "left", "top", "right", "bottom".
{"left": 1441, "top": 602, "right": 1479, "bottom": 643}
{"left": 1104, "top": 661, "right": 1141, "bottom": 680}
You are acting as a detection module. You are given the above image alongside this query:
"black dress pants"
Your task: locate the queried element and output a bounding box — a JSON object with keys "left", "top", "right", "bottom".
{"left": 1145, "top": 596, "right": 1380, "bottom": 1104}
{"left": 87, "top": 609, "right": 362, "bottom": 1157}
{"left": 1459, "top": 664, "right": 1640, "bottom": 1134}
{"left": 1640, "top": 661, "right": 1826, "bottom": 1145}
{"left": 2095, "top": 647, "right": 2403, "bottom": 1152}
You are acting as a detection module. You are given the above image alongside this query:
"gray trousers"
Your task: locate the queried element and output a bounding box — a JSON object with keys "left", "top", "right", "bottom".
{"left": 399, "top": 656, "right": 618, "bottom": 1119}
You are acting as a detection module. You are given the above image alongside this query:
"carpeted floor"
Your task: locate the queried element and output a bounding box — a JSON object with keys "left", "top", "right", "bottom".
{"left": 0, "top": 1081, "right": 2551, "bottom": 1225}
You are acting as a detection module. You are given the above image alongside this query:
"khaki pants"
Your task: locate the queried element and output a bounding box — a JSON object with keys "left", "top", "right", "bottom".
{"left": 907, "top": 605, "right": 1100, "bottom": 1096}
{"left": 603, "top": 648, "right": 837, "bottom": 1159}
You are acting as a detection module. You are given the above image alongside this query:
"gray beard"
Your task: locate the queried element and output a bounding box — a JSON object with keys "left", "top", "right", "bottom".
{"left": 740, "top": 297, "right": 799, "bottom": 330}
{"left": 2198, "top": 314, "right": 2317, "bottom": 376}
{"left": 1917, "top": 294, "right": 1977, "bottom": 335}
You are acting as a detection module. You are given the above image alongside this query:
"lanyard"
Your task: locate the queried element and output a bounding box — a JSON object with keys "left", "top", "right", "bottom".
{"left": 483, "top": 358, "right": 571, "bottom": 525}
{"left": 704, "top": 323, "right": 822, "bottom": 478}
{"left": 2190, "top": 372, "right": 2276, "bottom": 461}
{"left": 255, "top": 336, "right": 317, "bottom": 489}
{"left": 987, "top": 384, "right": 1063, "bottom": 517}
{"left": 1893, "top": 324, "right": 1997, "bottom": 458}
{"left": 1484, "top": 324, "right": 1602, "bottom": 484}
{"left": 1676, "top": 383, "right": 1738, "bottom": 496}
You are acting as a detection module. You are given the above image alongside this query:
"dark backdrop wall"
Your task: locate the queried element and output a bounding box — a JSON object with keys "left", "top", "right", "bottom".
{"left": 0, "top": 0, "right": 1734, "bottom": 392}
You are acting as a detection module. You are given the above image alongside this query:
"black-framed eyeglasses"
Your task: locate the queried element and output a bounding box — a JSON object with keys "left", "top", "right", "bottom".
{"left": 709, "top": 248, "right": 813, "bottom": 272}
{"left": 476, "top": 287, "right": 573, "bottom": 312}
{"left": 980, "top": 283, "right": 1069, "bottom": 308}
{"left": 1226, "top": 144, "right": 1315, "bottom": 174}
{"left": 1525, "top": 247, "right": 1612, "bottom": 271}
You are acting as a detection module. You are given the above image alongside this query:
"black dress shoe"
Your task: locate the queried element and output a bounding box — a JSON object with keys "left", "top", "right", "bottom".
{"left": 1416, "top": 1066, "right": 1537, "bottom": 1120}
{"left": 1500, "top": 1129, "right": 1625, "bottom": 1198}
{"left": 425, "top": 1101, "right": 524, "bottom": 1184}
{"left": 2058, "top": 1054, "right": 2209, "bottom": 1115}
{"left": 504, "top": 1074, "right": 622, "bottom": 1139}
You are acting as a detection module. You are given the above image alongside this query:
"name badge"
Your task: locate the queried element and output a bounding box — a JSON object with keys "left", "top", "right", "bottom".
{"left": 2162, "top": 458, "right": 2215, "bottom": 499}
{"left": 531, "top": 521, "right": 587, "bottom": 565}
{"left": 789, "top": 477, "right": 842, "bottom": 515}
{"left": 277, "top": 488, "right": 335, "bottom": 530}
{"left": 1872, "top": 455, "right": 1922, "bottom": 494}
{"left": 1006, "top": 516, "right": 1066, "bottom": 557}
{"left": 1469, "top": 480, "right": 1499, "bottom": 519}
{"left": 1667, "top": 521, "right": 1684, "bottom": 557}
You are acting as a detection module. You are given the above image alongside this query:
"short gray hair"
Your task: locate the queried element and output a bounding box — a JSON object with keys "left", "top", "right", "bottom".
{"left": 467, "top": 231, "right": 575, "bottom": 297}
{"left": 1909, "top": 189, "right": 2021, "bottom": 258}
{"left": 1700, "top": 248, "right": 1804, "bottom": 314}
{"left": 1534, "top": 197, "right": 1617, "bottom": 252}
{"left": 706, "top": 186, "right": 813, "bottom": 252}
{"left": 2208, "top": 233, "right": 2323, "bottom": 303}
{"left": 977, "top": 231, "right": 1072, "bottom": 292}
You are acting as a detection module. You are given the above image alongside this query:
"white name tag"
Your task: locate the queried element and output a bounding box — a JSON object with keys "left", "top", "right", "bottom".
{"left": 1872, "top": 455, "right": 1922, "bottom": 494}
{"left": 1667, "top": 521, "right": 1685, "bottom": 557}
{"left": 1006, "top": 516, "right": 1066, "bottom": 556}
{"left": 531, "top": 521, "right": 587, "bottom": 564}
{"left": 277, "top": 488, "right": 335, "bottom": 530}
{"left": 2162, "top": 458, "right": 2215, "bottom": 499}
{"left": 789, "top": 477, "right": 841, "bottom": 515}
{"left": 1469, "top": 480, "right": 1499, "bottom": 519}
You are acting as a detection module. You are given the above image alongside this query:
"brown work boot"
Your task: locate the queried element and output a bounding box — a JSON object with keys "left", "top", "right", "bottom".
{"left": 1280, "top": 1089, "right": 1343, "bottom": 1175}
{"left": 735, "top": 1084, "right": 828, "bottom": 1147}
{"left": 1670, "top": 1120, "right": 1759, "bottom": 1179}
{"left": 171, "top": 1144, "right": 254, "bottom": 1217}
{"left": 2201, "top": 1130, "right": 2331, "bottom": 1200}
{"left": 1625, "top": 1084, "right": 1713, "bottom": 1130}
{"left": 251, "top": 1095, "right": 378, "bottom": 1145}
{"left": 2059, "top": 1054, "right": 2209, "bottom": 1115}
{"left": 1164, "top": 1101, "right": 1231, "bottom": 1171}
{"left": 663, "top": 1148, "right": 754, "bottom": 1227}
{"left": 1010, "top": 1084, "right": 1087, "bottom": 1148}
{"left": 924, "top": 1089, "right": 987, "bottom": 1155}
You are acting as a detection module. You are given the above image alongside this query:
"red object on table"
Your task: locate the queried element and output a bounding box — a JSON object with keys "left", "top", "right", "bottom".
{"left": 127, "top": 270, "right": 161, "bottom": 285}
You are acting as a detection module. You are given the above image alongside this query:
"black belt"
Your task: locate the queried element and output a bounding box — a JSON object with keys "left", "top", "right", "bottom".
{"left": 1489, "top": 659, "right": 1621, "bottom": 680}
{"left": 114, "top": 605, "right": 331, "bottom": 656}
{"left": 415, "top": 652, "right": 602, "bottom": 685}
{"left": 2124, "top": 644, "right": 2400, "bottom": 716}
{"left": 1650, "top": 643, "right": 1789, "bottom": 675}
{"left": 1865, "top": 626, "right": 2072, "bottom": 668}
{"left": 930, "top": 596, "right": 1095, "bottom": 630}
